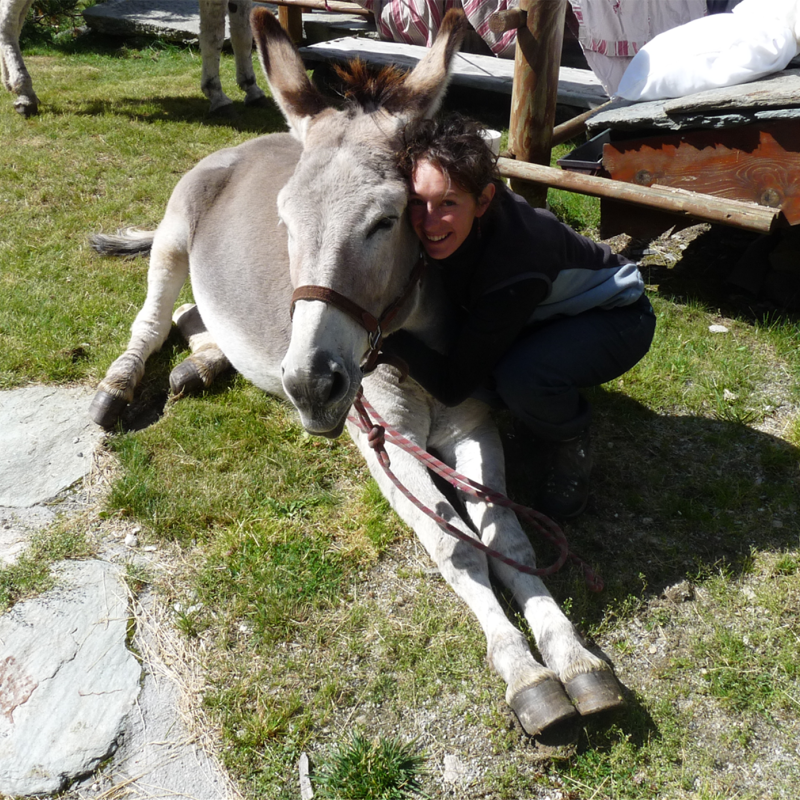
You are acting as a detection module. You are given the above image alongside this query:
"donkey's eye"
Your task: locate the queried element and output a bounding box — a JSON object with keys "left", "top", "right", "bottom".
{"left": 367, "top": 216, "right": 397, "bottom": 238}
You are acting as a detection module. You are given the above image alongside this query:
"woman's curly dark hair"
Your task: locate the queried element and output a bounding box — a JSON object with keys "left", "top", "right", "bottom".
{"left": 397, "top": 114, "right": 500, "bottom": 200}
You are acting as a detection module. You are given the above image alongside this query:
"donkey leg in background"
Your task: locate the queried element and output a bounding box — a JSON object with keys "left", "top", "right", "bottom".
{"left": 347, "top": 386, "right": 574, "bottom": 737}
{"left": 199, "top": 0, "right": 234, "bottom": 114}
{"left": 226, "top": 0, "right": 267, "bottom": 107}
{"left": 446, "top": 409, "right": 625, "bottom": 718}
{"left": 0, "top": 0, "right": 38, "bottom": 116}
{"left": 170, "top": 303, "right": 232, "bottom": 394}
{"left": 90, "top": 227, "right": 189, "bottom": 429}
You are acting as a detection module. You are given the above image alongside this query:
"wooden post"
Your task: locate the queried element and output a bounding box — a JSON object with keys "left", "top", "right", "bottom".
{"left": 508, "top": 0, "right": 567, "bottom": 207}
{"left": 278, "top": 6, "right": 304, "bottom": 43}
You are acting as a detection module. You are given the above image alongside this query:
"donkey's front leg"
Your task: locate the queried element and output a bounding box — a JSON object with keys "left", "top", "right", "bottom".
{"left": 226, "top": 0, "right": 268, "bottom": 107}
{"left": 199, "top": 0, "right": 234, "bottom": 114}
{"left": 0, "top": 0, "right": 38, "bottom": 116}
{"left": 347, "top": 389, "right": 576, "bottom": 737}
{"left": 169, "top": 303, "right": 232, "bottom": 394}
{"left": 438, "top": 406, "right": 625, "bottom": 718}
{"left": 90, "top": 234, "right": 188, "bottom": 428}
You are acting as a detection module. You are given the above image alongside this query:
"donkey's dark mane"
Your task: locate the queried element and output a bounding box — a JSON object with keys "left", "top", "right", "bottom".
{"left": 333, "top": 59, "right": 412, "bottom": 112}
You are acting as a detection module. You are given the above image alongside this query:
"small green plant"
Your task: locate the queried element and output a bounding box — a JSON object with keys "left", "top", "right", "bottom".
{"left": 313, "top": 733, "right": 428, "bottom": 800}
{"left": 0, "top": 526, "right": 92, "bottom": 611}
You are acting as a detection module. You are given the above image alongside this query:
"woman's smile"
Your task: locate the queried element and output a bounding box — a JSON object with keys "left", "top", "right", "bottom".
{"left": 408, "top": 159, "right": 494, "bottom": 259}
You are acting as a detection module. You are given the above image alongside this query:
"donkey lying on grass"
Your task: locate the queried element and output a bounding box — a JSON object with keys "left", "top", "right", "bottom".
{"left": 0, "top": 0, "right": 265, "bottom": 116}
{"left": 90, "top": 6, "right": 624, "bottom": 737}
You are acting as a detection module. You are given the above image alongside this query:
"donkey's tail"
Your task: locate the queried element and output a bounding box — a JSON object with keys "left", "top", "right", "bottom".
{"left": 90, "top": 228, "right": 155, "bottom": 258}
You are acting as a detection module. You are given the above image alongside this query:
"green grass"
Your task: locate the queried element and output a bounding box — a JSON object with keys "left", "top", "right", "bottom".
{"left": 2, "top": 31, "right": 799, "bottom": 800}
{"left": 0, "top": 524, "right": 92, "bottom": 611}
{"left": 313, "top": 733, "right": 428, "bottom": 799}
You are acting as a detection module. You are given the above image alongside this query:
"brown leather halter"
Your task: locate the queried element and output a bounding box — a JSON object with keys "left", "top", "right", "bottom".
{"left": 289, "top": 254, "right": 426, "bottom": 373}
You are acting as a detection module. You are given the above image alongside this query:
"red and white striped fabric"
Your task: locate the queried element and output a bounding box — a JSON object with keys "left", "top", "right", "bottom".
{"left": 356, "top": 0, "right": 520, "bottom": 57}
{"left": 568, "top": 0, "right": 707, "bottom": 58}
{"left": 567, "top": 0, "right": 707, "bottom": 94}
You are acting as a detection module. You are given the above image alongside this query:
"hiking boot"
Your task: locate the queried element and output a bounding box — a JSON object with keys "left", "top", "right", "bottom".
{"left": 537, "top": 430, "right": 593, "bottom": 519}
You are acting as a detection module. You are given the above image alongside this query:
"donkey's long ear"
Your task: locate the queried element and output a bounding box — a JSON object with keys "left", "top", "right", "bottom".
{"left": 383, "top": 10, "right": 468, "bottom": 121}
{"left": 251, "top": 8, "right": 330, "bottom": 142}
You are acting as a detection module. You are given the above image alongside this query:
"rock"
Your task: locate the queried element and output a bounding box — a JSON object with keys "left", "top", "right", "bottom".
{"left": 101, "top": 588, "right": 237, "bottom": 800}
{"left": 0, "top": 385, "right": 104, "bottom": 508}
{"left": 0, "top": 560, "right": 141, "bottom": 797}
{"left": 83, "top": 0, "right": 209, "bottom": 43}
{"left": 443, "top": 753, "right": 473, "bottom": 785}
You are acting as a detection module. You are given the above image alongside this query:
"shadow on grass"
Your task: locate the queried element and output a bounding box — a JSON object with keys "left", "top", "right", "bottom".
{"left": 630, "top": 224, "right": 800, "bottom": 324}
{"left": 501, "top": 388, "right": 799, "bottom": 629}
{"left": 67, "top": 94, "right": 288, "bottom": 133}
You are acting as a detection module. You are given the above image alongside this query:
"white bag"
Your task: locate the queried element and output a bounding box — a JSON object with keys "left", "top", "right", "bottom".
{"left": 616, "top": 4, "right": 800, "bottom": 101}
{"left": 733, "top": 0, "right": 800, "bottom": 42}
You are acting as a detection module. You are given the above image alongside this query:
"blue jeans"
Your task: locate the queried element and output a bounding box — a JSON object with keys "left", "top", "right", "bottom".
{"left": 479, "top": 293, "right": 656, "bottom": 441}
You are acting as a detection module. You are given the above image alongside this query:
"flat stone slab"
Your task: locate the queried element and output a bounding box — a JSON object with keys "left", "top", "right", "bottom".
{"left": 83, "top": 0, "right": 368, "bottom": 45}
{"left": 0, "top": 560, "right": 141, "bottom": 797}
{"left": 83, "top": 0, "right": 210, "bottom": 42}
{"left": 0, "top": 385, "right": 104, "bottom": 508}
{"left": 102, "top": 589, "right": 239, "bottom": 800}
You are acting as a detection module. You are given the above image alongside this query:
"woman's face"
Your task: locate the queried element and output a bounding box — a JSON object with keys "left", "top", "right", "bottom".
{"left": 408, "top": 159, "right": 495, "bottom": 260}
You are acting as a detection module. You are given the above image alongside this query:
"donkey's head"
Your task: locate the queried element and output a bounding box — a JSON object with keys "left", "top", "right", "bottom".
{"left": 251, "top": 8, "right": 466, "bottom": 436}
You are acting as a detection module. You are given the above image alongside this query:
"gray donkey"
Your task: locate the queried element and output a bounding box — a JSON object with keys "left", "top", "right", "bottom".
{"left": 0, "top": 0, "right": 265, "bottom": 116}
{"left": 90, "top": 7, "right": 624, "bottom": 737}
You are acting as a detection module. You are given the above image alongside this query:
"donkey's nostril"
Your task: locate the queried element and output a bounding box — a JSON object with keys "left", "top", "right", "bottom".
{"left": 326, "top": 364, "right": 349, "bottom": 405}
{"left": 281, "top": 352, "right": 352, "bottom": 414}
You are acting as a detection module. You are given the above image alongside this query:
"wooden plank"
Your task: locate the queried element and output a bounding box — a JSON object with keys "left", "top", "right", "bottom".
{"left": 602, "top": 120, "right": 800, "bottom": 225}
{"left": 497, "top": 157, "right": 785, "bottom": 234}
{"left": 663, "top": 69, "right": 800, "bottom": 115}
{"left": 270, "top": 0, "right": 370, "bottom": 15}
{"left": 299, "top": 37, "right": 608, "bottom": 106}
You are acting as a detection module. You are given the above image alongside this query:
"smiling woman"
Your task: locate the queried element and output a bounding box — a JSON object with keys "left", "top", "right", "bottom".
{"left": 389, "top": 113, "right": 656, "bottom": 519}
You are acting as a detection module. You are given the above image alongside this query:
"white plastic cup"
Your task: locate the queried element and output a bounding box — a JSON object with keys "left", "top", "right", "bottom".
{"left": 480, "top": 128, "right": 501, "bottom": 156}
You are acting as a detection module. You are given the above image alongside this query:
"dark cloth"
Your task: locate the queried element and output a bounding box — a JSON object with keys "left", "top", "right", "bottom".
{"left": 490, "top": 292, "right": 656, "bottom": 439}
{"left": 383, "top": 184, "right": 649, "bottom": 424}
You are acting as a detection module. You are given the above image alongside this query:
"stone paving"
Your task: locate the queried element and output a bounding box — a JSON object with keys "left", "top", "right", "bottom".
{"left": 0, "top": 2, "right": 370, "bottom": 795}
{"left": 0, "top": 384, "right": 239, "bottom": 799}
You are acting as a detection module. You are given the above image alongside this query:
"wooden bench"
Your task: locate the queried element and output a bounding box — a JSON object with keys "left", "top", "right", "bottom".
{"left": 299, "top": 36, "right": 609, "bottom": 108}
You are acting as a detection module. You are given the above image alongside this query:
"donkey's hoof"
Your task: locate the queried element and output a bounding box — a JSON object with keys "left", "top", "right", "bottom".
{"left": 170, "top": 360, "right": 206, "bottom": 396}
{"left": 509, "top": 679, "right": 578, "bottom": 737}
{"left": 14, "top": 99, "right": 39, "bottom": 118}
{"left": 565, "top": 669, "right": 625, "bottom": 716}
{"left": 89, "top": 390, "right": 127, "bottom": 429}
{"left": 244, "top": 93, "right": 271, "bottom": 109}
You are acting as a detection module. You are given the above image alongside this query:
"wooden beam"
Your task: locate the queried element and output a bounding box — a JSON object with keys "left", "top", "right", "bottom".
{"left": 551, "top": 100, "right": 613, "bottom": 147}
{"left": 497, "top": 157, "right": 785, "bottom": 234}
{"left": 489, "top": 8, "right": 527, "bottom": 34}
{"left": 602, "top": 122, "right": 800, "bottom": 226}
{"left": 273, "top": 0, "right": 370, "bottom": 15}
{"left": 508, "top": 0, "right": 567, "bottom": 207}
{"left": 278, "top": 6, "right": 303, "bottom": 42}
